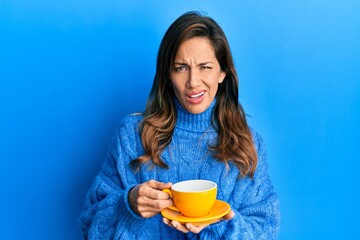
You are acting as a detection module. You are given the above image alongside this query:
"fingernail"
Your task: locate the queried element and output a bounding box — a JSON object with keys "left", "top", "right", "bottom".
{"left": 186, "top": 224, "right": 191, "bottom": 230}
{"left": 171, "top": 222, "right": 177, "bottom": 228}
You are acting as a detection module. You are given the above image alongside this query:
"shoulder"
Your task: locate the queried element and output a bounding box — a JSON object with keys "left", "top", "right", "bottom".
{"left": 117, "top": 113, "right": 143, "bottom": 133}
{"left": 249, "top": 127, "right": 266, "bottom": 156}
{"left": 249, "top": 127, "right": 270, "bottom": 176}
{"left": 113, "top": 113, "right": 144, "bottom": 153}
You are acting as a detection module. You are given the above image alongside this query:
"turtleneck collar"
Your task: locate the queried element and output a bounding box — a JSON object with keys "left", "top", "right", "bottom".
{"left": 174, "top": 97, "right": 217, "bottom": 133}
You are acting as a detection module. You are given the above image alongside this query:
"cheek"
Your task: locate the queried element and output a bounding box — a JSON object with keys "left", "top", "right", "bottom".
{"left": 170, "top": 75, "right": 184, "bottom": 92}
{"left": 171, "top": 81, "right": 183, "bottom": 97}
{"left": 210, "top": 83, "right": 221, "bottom": 98}
{"left": 170, "top": 77, "right": 177, "bottom": 91}
{"left": 210, "top": 84, "right": 219, "bottom": 96}
{"left": 208, "top": 77, "right": 220, "bottom": 92}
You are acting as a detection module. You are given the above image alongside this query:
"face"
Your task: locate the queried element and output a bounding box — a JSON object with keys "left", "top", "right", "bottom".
{"left": 170, "top": 37, "right": 226, "bottom": 114}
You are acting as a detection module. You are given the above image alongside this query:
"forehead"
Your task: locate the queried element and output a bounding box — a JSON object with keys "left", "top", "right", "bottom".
{"left": 174, "top": 37, "right": 216, "bottom": 61}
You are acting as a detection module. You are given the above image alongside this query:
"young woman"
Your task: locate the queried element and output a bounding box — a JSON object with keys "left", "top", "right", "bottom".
{"left": 80, "top": 11, "right": 280, "bottom": 239}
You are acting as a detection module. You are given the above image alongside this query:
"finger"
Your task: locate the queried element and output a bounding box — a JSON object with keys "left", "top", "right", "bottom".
{"left": 129, "top": 181, "right": 173, "bottom": 217}
{"left": 170, "top": 221, "right": 189, "bottom": 233}
{"left": 137, "top": 197, "right": 173, "bottom": 211}
{"left": 162, "top": 218, "right": 171, "bottom": 227}
{"left": 137, "top": 183, "right": 171, "bottom": 200}
{"left": 138, "top": 185, "right": 172, "bottom": 200}
{"left": 135, "top": 210, "right": 159, "bottom": 218}
{"left": 185, "top": 223, "right": 208, "bottom": 234}
{"left": 222, "top": 210, "right": 235, "bottom": 220}
{"left": 148, "top": 199, "right": 173, "bottom": 209}
{"left": 146, "top": 179, "right": 172, "bottom": 190}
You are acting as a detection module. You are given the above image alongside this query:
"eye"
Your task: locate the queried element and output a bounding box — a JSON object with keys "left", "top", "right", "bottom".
{"left": 200, "top": 65, "right": 212, "bottom": 70}
{"left": 174, "top": 66, "right": 187, "bottom": 72}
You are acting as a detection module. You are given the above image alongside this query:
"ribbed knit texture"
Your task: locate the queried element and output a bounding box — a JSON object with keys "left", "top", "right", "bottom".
{"left": 80, "top": 99, "right": 280, "bottom": 239}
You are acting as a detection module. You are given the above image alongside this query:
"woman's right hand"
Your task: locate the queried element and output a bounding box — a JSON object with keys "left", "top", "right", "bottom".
{"left": 128, "top": 180, "right": 173, "bottom": 218}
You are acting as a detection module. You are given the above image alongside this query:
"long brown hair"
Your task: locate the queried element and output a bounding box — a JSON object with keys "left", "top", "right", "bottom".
{"left": 130, "top": 11, "right": 257, "bottom": 177}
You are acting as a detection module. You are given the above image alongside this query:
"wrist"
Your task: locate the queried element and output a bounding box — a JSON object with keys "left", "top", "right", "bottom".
{"left": 128, "top": 186, "right": 140, "bottom": 215}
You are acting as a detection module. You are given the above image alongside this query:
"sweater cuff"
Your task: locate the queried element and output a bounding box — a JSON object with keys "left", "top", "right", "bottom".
{"left": 123, "top": 184, "right": 143, "bottom": 220}
{"left": 201, "top": 218, "right": 233, "bottom": 239}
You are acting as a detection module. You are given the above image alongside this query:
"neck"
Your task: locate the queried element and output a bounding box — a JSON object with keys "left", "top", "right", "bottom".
{"left": 174, "top": 98, "right": 216, "bottom": 133}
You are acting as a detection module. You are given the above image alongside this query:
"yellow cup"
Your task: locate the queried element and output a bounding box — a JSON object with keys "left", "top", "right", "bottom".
{"left": 163, "top": 180, "right": 217, "bottom": 218}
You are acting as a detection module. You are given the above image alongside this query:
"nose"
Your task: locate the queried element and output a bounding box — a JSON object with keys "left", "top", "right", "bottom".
{"left": 186, "top": 69, "right": 201, "bottom": 88}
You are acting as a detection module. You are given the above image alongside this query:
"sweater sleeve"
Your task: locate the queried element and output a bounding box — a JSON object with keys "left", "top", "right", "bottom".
{"left": 199, "top": 132, "right": 280, "bottom": 240}
{"left": 79, "top": 119, "right": 142, "bottom": 239}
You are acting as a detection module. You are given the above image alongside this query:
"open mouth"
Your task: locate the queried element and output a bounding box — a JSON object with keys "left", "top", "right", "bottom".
{"left": 186, "top": 91, "right": 205, "bottom": 104}
{"left": 188, "top": 91, "right": 205, "bottom": 98}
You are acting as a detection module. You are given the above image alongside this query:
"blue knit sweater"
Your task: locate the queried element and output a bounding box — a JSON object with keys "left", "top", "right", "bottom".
{"left": 80, "top": 99, "right": 280, "bottom": 239}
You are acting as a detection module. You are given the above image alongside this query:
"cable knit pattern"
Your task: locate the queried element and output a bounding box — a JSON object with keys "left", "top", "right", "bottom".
{"left": 79, "top": 100, "right": 280, "bottom": 239}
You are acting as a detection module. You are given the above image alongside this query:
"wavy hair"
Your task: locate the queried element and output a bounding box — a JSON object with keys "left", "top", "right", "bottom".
{"left": 130, "top": 11, "right": 257, "bottom": 177}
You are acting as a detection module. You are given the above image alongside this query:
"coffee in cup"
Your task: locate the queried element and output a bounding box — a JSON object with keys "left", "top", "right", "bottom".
{"left": 163, "top": 179, "right": 217, "bottom": 218}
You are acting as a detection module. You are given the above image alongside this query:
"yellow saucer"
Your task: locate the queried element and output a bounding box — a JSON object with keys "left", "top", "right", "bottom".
{"left": 161, "top": 200, "right": 231, "bottom": 225}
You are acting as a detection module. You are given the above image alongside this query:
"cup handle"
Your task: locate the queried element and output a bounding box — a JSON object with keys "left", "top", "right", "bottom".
{"left": 162, "top": 189, "right": 180, "bottom": 212}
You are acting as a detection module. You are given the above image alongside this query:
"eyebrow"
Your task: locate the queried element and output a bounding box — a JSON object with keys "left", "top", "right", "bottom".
{"left": 173, "top": 61, "right": 214, "bottom": 66}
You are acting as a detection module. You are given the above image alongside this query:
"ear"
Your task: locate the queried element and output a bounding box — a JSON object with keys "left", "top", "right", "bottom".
{"left": 218, "top": 71, "right": 226, "bottom": 84}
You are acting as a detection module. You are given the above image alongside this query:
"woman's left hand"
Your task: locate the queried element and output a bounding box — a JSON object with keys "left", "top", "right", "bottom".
{"left": 162, "top": 210, "right": 235, "bottom": 234}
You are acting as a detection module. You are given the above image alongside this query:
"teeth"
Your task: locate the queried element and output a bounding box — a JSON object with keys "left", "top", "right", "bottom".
{"left": 190, "top": 92, "right": 204, "bottom": 98}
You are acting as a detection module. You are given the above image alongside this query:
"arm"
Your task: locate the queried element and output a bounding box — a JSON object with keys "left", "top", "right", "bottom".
{"left": 79, "top": 122, "right": 142, "bottom": 239}
{"left": 200, "top": 133, "right": 280, "bottom": 239}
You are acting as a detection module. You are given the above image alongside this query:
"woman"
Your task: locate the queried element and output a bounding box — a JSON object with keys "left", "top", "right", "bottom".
{"left": 80, "top": 11, "right": 280, "bottom": 239}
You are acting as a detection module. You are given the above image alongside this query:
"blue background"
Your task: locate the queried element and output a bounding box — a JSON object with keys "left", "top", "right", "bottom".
{"left": 1, "top": 1, "right": 359, "bottom": 239}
